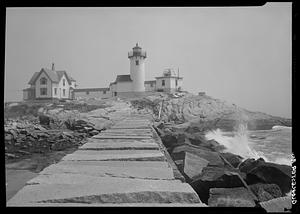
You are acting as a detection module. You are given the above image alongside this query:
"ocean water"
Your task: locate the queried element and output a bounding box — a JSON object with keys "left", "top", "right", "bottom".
{"left": 205, "top": 125, "right": 292, "bottom": 166}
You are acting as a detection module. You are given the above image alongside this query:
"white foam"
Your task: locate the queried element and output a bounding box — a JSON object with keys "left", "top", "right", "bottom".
{"left": 272, "top": 125, "right": 292, "bottom": 130}
{"left": 272, "top": 157, "right": 292, "bottom": 166}
{"left": 205, "top": 124, "right": 290, "bottom": 165}
{"left": 205, "top": 124, "right": 261, "bottom": 160}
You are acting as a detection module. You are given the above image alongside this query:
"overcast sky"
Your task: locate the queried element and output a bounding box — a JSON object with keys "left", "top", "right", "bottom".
{"left": 5, "top": 3, "right": 292, "bottom": 118}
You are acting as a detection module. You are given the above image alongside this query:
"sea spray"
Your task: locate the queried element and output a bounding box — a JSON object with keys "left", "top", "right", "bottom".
{"left": 205, "top": 124, "right": 292, "bottom": 165}
{"left": 205, "top": 123, "right": 266, "bottom": 160}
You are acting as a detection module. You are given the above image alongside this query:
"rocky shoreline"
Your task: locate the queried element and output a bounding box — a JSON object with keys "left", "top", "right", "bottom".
{"left": 4, "top": 100, "right": 113, "bottom": 166}
{"left": 5, "top": 94, "right": 292, "bottom": 210}
{"left": 130, "top": 93, "right": 291, "bottom": 131}
{"left": 153, "top": 120, "right": 292, "bottom": 210}
{"left": 130, "top": 92, "right": 292, "bottom": 210}
{"left": 5, "top": 99, "right": 133, "bottom": 202}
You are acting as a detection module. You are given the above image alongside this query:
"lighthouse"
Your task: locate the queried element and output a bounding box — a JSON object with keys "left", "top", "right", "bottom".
{"left": 128, "top": 43, "right": 147, "bottom": 92}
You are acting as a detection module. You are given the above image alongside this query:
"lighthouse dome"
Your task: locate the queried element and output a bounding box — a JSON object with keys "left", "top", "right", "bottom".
{"left": 133, "top": 43, "right": 142, "bottom": 50}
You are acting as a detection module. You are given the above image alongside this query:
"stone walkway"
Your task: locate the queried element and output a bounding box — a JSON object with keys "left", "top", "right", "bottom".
{"left": 7, "top": 115, "right": 205, "bottom": 206}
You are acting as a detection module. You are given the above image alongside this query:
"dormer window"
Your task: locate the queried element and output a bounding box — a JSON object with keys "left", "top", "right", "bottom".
{"left": 63, "top": 79, "right": 65, "bottom": 86}
{"left": 136, "top": 60, "right": 139, "bottom": 65}
{"left": 40, "top": 77, "right": 47, "bottom": 85}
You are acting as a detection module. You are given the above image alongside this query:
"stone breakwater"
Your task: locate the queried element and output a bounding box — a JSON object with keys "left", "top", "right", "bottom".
{"left": 7, "top": 115, "right": 205, "bottom": 206}
{"left": 5, "top": 95, "right": 292, "bottom": 209}
{"left": 154, "top": 121, "right": 292, "bottom": 211}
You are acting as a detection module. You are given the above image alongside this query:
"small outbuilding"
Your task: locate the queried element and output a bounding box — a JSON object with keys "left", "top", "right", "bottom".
{"left": 73, "top": 88, "right": 110, "bottom": 99}
{"left": 155, "top": 68, "right": 183, "bottom": 93}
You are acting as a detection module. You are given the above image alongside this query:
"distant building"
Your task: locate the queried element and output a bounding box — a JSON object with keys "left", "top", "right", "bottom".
{"left": 73, "top": 88, "right": 110, "bottom": 99}
{"left": 155, "top": 68, "right": 183, "bottom": 93}
{"left": 23, "top": 63, "right": 76, "bottom": 100}
{"left": 144, "top": 80, "right": 156, "bottom": 92}
{"left": 107, "top": 43, "right": 183, "bottom": 97}
{"left": 109, "top": 74, "right": 134, "bottom": 97}
{"left": 109, "top": 43, "right": 147, "bottom": 97}
{"left": 29, "top": 44, "right": 184, "bottom": 100}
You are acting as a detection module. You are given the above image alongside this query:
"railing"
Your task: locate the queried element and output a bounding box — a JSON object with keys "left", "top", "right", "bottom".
{"left": 128, "top": 51, "right": 147, "bottom": 58}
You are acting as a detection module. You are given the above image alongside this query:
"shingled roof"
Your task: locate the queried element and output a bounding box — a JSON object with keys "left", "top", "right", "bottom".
{"left": 28, "top": 72, "right": 39, "bottom": 85}
{"left": 28, "top": 68, "right": 74, "bottom": 85}
{"left": 56, "top": 70, "right": 72, "bottom": 85}
{"left": 115, "top": 75, "right": 132, "bottom": 83}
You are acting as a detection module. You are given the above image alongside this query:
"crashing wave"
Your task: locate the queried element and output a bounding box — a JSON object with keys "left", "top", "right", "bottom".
{"left": 205, "top": 124, "right": 291, "bottom": 165}
{"left": 205, "top": 124, "right": 261, "bottom": 160}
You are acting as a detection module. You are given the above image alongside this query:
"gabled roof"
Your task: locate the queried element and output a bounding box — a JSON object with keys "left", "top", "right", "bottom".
{"left": 28, "top": 72, "right": 39, "bottom": 85}
{"left": 43, "top": 68, "right": 59, "bottom": 82}
{"left": 28, "top": 68, "right": 75, "bottom": 85}
{"left": 74, "top": 88, "right": 110, "bottom": 92}
{"left": 56, "top": 70, "right": 72, "bottom": 85}
{"left": 115, "top": 75, "right": 132, "bottom": 83}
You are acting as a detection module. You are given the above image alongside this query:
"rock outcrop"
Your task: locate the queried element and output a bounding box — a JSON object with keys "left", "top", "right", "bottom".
{"left": 152, "top": 116, "right": 291, "bottom": 207}
{"left": 5, "top": 119, "right": 88, "bottom": 159}
{"left": 259, "top": 196, "right": 292, "bottom": 212}
{"left": 208, "top": 187, "right": 256, "bottom": 207}
{"left": 239, "top": 158, "right": 291, "bottom": 195}
{"left": 190, "top": 166, "right": 247, "bottom": 203}
{"left": 131, "top": 93, "right": 291, "bottom": 131}
{"left": 220, "top": 152, "right": 244, "bottom": 168}
{"left": 249, "top": 183, "right": 282, "bottom": 202}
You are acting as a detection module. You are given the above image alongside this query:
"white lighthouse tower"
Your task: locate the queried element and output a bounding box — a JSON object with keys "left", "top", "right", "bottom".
{"left": 128, "top": 43, "right": 147, "bottom": 92}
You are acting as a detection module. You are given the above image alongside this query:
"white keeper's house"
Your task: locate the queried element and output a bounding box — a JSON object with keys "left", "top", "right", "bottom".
{"left": 23, "top": 63, "right": 76, "bottom": 100}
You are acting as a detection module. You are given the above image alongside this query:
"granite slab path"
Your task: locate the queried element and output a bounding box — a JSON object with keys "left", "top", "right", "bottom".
{"left": 7, "top": 114, "right": 205, "bottom": 206}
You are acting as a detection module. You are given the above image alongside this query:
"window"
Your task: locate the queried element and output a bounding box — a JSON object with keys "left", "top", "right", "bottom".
{"left": 63, "top": 79, "right": 66, "bottom": 86}
{"left": 136, "top": 60, "right": 139, "bottom": 65}
{"left": 150, "top": 83, "right": 153, "bottom": 87}
{"left": 86, "top": 91, "right": 89, "bottom": 95}
{"left": 103, "top": 91, "right": 106, "bottom": 94}
{"left": 176, "top": 79, "right": 178, "bottom": 86}
{"left": 54, "top": 88, "right": 57, "bottom": 95}
{"left": 63, "top": 89, "right": 66, "bottom": 96}
{"left": 162, "top": 80, "right": 165, "bottom": 86}
{"left": 40, "top": 77, "right": 47, "bottom": 85}
{"left": 40, "top": 88, "right": 47, "bottom": 95}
